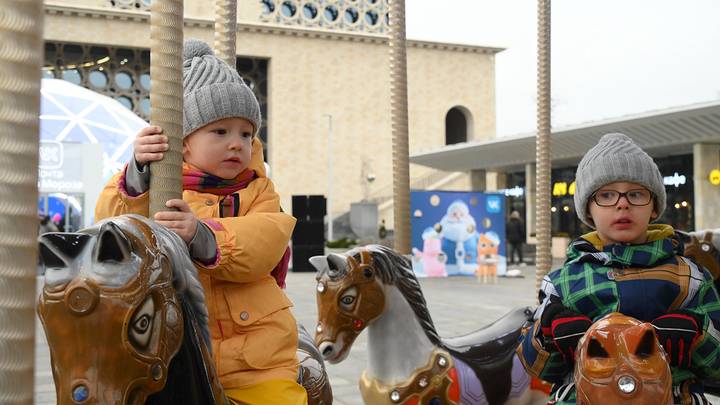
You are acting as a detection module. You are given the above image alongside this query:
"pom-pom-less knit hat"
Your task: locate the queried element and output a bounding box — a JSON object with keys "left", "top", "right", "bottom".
{"left": 574, "top": 133, "right": 666, "bottom": 228}
{"left": 182, "top": 39, "right": 261, "bottom": 137}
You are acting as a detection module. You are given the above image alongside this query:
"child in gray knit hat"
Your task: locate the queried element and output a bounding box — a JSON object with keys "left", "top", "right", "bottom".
{"left": 517, "top": 133, "right": 720, "bottom": 405}
{"left": 95, "top": 39, "right": 308, "bottom": 404}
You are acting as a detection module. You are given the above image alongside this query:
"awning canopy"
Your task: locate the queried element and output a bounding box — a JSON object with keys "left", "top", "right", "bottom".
{"left": 410, "top": 100, "right": 720, "bottom": 172}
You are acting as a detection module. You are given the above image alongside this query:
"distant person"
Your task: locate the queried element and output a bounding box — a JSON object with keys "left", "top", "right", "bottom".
{"left": 378, "top": 219, "right": 387, "bottom": 240}
{"left": 506, "top": 210, "right": 524, "bottom": 265}
{"left": 38, "top": 214, "right": 59, "bottom": 234}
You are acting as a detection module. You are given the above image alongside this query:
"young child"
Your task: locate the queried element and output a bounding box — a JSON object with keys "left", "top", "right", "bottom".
{"left": 517, "top": 133, "right": 720, "bottom": 404}
{"left": 95, "top": 39, "right": 306, "bottom": 405}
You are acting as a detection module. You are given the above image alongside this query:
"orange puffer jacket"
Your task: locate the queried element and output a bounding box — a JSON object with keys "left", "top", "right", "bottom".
{"left": 94, "top": 138, "right": 299, "bottom": 389}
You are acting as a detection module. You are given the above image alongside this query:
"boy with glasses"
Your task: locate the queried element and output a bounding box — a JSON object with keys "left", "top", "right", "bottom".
{"left": 517, "top": 133, "right": 720, "bottom": 404}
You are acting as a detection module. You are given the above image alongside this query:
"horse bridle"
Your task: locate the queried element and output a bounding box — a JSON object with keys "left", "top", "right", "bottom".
{"left": 37, "top": 217, "right": 184, "bottom": 404}
{"left": 315, "top": 249, "right": 386, "bottom": 350}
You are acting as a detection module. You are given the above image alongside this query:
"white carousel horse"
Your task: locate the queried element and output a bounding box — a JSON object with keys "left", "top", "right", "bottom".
{"left": 311, "top": 244, "right": 548, "bottom": 405}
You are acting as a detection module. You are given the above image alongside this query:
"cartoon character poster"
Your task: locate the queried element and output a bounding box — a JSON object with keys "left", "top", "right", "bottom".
{"left": 411, "top": 191, "right": 506, "bottom": 278}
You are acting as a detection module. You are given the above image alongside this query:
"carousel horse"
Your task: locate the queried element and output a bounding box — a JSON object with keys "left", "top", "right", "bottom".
{"left": 37, "top": 214, "right": 332, "bottom": 405}
{"left": 573, "top": 313, "right": 672, "bottom": 405}
{"left": 311, "top": 244, "right": 548, "bottom": 405}
{"left": 678, "top": 229, "right": 720, "bottom": 283}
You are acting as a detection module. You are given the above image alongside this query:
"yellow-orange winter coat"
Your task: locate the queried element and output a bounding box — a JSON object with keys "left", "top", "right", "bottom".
{"left": 95, "top": 138, "right": 299, "bottom": 389}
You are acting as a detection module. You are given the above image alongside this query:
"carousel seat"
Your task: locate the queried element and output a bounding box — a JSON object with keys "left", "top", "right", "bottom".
{"left": 442, "top": 306, "right": 532, "bottom": 364}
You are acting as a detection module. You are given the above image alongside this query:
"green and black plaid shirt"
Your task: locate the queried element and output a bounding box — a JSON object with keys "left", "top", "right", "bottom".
{"left": 518, "top": 225, "right": 720, "bottom": 404}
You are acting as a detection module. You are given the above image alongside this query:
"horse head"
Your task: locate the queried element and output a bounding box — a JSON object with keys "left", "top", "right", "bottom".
{"left": 311, "top": 246, "right": 388, "bottom": 363}
{"left": 37, "top": 214, "right": 210, "bottom": 405}
{"left": 679, "top": 229, "right": 720, "bottom": 281}
{"left": 574, "top": 313, "right": 672, "bottom": 405}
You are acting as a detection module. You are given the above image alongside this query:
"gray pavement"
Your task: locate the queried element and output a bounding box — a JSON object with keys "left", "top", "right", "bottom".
{"left": 33, "top": 261, "right": 720, "bottom": 404}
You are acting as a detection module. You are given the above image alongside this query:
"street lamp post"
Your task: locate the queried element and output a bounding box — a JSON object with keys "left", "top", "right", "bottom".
{"left": 324, "top": 114, "right": 333, "bottom": 242}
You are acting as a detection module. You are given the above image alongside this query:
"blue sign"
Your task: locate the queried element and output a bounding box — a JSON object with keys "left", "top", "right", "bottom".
{"left": 410, "top": 191, "right": 506, "bottom": 277}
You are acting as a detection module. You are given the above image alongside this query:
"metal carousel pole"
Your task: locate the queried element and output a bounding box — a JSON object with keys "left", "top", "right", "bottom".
{"left": 149, "top": 0, "right": 184, "bottom": 216}
{"left": 0, "top": 0, "right": 43, "bottom": 403}
{"left": 535, "top": 0, "right": 552, "bottom": 294}
{"left": 388, "top": 0, "right": 411, "bottom": 255}
{"left": 214, "top": 0, "right": 237, "bottom": 68}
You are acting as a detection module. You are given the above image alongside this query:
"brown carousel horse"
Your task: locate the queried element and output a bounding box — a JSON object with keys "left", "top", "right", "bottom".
{"left": 311, "top": 245, "right": 548, "bottom": 405}
{"left": 37, "top": 214, "right": 332, "bottom": 405}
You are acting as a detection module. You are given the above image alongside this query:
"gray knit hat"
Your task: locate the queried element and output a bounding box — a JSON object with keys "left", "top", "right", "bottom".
{"left": 574, "top": 133, "right": 666, "bottom": 228}
{"left": 182, "top": 39, "right": 261, "bottom": 137}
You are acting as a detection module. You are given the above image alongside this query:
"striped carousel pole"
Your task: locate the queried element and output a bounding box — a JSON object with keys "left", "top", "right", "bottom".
{"left": 535, "top": 0, "right": 552, "bottom": 294}
{"left": 214, "top": 0, "right": 237, "bottom": 68}
{"left": 149, "top": 0, "right": 184, "bottom": 216}
{"left": 0, "top": 1, "right": 43, "bottom": 403}
{"left": 388, "top": 0, "right": 411, "bottom": 255}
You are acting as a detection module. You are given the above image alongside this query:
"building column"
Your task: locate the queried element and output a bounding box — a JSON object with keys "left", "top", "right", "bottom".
{"left": 486, "top": 171, "right": 507, "bottom": 191}
{"left": 693, "top": 143, "right": 720, "bottom": 230}
{"left": 525, "top": 163, "right": 536, "bottom": 241}
{"left": 471, "top": 169, "right": 486, "bottom": 191}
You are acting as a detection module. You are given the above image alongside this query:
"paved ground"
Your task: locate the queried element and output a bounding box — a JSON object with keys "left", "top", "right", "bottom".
{"left": 33, "top": 260, "right": 720, "bottom": 404}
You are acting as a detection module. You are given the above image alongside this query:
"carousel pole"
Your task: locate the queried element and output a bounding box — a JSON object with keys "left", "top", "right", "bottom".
{"left": 214, "top": 0, "right": 237, "bottom": 68}
{"left": 149, "top": 0, "right": 184, "bottom": 216}
{"left": 535, "top": 0, "right": 552, "bottom": 294}
{"left": 0, "top": 1, "right": 43, "bottom": 403}
{"left": 388, "top": 0, "right": 411, "bottom": 255}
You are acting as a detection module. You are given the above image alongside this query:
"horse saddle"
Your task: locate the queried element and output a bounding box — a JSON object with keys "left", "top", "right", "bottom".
{"left": 442, "top": 306, "right": 532, "bottom": 405}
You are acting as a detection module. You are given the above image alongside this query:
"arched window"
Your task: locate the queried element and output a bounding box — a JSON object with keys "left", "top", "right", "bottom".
{"left": 445, "top": 106, "right": 471, "bottom": 145}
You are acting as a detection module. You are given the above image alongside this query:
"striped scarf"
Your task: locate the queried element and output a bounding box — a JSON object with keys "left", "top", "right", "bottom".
{"left": 182, "top": 164, "right": 256, "bottom": 196}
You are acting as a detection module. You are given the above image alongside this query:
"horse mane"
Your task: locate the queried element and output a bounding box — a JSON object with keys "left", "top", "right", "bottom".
{"left": 345, "top": 244, "right": 443, "bottom": 347}
{"left": 126, "top": 215, "right": 211, "bottom": 348}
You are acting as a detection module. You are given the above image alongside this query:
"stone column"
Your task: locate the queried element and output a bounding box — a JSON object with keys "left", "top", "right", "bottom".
{"left": 693, "top": 143, "right": 720, "bottom": 230}
{"left": 525, "top": 163, "right": 536, "bottom": 241}
{"left": 486, "top": 171, "right": 507, "bottom": 191}
{"left": 471, "top": 169, "right": 486, "bottom": 191}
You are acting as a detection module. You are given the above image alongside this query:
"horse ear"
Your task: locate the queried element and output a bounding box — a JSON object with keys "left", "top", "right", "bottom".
{"left": 309, "top": 255, "right": 327, "bottom": 272}
{"left": 38, "top": 233, "right": 91, "bottom": 269}
{"left": 704, "top": 231, "right": 714, "bottom": 243}
{"left": 95, "top": 222, "right": 131, "bottom": 263}
{"left": 39, "top": 234, "right": 68, "bottom": 268}
{"left": 635, "top": 329, "right": 657, "bottom": 359}
{"left": 327, "top": 253, "right": 347, "bottom": 274}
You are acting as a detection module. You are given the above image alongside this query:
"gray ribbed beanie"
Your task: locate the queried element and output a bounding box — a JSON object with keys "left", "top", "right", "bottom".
{"left": 182, "top": 39, "right": 261, "bottom": 137}
{"left": 574, "top": 133, "right": 665, "bottom": 228}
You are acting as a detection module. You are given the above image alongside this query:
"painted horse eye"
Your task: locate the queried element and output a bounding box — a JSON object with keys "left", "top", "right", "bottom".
{"left": 133, "top": 315, "right": 151, "bottom": 333}
{"left": 341, "top": 296, "right": 355, "bottom": 305}
{"left": 129, "top": 296, "right": 155, "bottom": 349}
{"left": 363, "top": 268, "right": 373, "bottom": 278}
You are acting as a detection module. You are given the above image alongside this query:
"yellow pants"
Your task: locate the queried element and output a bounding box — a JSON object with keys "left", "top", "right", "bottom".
{"left": 225, "top": 379, "right": 308, "bottom": 405}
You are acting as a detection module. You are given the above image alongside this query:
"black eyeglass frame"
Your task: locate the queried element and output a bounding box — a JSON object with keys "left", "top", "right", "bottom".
{"left": 591, "top": 189, "right": 654, "bottom": 207}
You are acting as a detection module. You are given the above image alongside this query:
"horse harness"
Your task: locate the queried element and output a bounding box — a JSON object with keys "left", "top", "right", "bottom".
{"left": 315, "top": 250, "right": 385, "bottom": 349}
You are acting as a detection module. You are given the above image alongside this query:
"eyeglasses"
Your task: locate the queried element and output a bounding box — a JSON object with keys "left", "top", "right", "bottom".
{"left": 591, "top": 189, "right": 653, "bottom": 207}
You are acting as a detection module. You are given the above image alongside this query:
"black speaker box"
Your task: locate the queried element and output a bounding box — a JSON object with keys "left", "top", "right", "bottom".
{"left": 292, "top": 220, "right": 324, "bottom": 246}
{"left": 308, "top": 195, "right": 326, "bottom": 219}
{"left": 292, "top": 245, "right": 324, "bottom": 272}
{"left": 292, "top": 195, "right": 309, "bottom": 219}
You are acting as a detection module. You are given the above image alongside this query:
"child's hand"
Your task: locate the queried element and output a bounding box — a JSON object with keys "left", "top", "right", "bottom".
{"left": 154, "top": 199, "right": 198, "bottom": 243}
{"left": 134, "top": 126, "right": 168, "bottom": 166}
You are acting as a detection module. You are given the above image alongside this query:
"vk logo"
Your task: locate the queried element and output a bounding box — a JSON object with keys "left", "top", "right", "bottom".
{"left": 486, "top": 196, "right": 502, "bottom": 213}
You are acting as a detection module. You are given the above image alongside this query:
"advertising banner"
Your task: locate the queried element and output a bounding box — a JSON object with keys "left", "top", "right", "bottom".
{"left": 410, "top": 190, "right": 506, "bottom": 277}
